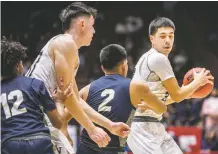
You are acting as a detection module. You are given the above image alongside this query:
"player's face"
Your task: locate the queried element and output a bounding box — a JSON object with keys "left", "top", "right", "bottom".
{"left": 150, "top": 27, "right": 174, "bottom": 55}
{"left": 81, "top": 15, "right": 95, "bottom": 46}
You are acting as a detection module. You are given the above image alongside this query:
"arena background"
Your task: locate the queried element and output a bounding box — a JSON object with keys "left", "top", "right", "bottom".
{"left": 2, "top": 1, "right": 218, "bottom": 153}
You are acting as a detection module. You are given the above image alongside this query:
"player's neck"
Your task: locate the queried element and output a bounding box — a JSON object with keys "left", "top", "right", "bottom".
{"left": 152, "top": 47, "right": 169, "bottom": 57}
{"left": 105, "top": 72, "right": 122, "bottom": 76}
{"left": 65, "top": 30, "right": 83, "bottom": 49}
{"left": 1, "top": 75, "right": 18, "bottom": 80}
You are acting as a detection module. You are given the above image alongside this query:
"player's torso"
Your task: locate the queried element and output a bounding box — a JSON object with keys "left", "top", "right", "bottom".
{"left": 133, "top": 49, "right": 169, "bottom": 120}
{"left": 26, "top": 34, "right": 79, "bottom": 91}
{"left": 81, "top": 75, "right": 135, "bottom": 151}
{"left": 1, "top": 76, "right": 49, "bottom": 145}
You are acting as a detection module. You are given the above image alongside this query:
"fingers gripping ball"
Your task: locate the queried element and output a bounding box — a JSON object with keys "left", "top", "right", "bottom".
{"left": 183, "top": 67, "right": 214, "bottom": 98}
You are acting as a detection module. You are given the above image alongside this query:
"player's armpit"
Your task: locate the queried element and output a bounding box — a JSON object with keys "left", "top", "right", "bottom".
{"left": 130, "top": 80, "right": 167, "bottom": 114}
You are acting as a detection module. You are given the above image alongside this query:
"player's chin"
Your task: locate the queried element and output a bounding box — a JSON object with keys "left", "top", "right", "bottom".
{"left": 163, "top": 48, "right": 172, "bottom": 53}
{"left": 84, "top": 40, "right": 92, "bottom": 46}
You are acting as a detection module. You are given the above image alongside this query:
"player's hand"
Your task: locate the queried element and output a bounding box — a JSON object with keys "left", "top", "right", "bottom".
{"left": 109, "top": 122, "right": 130, "bottom": 138}
{"left": 87, "top": 126, "right": 111, "bottom": 148}
{"left": 50, "top": 78, "right": 73, "bottom": 103}
{"left": 193, "top": 68, "right": 214, "bottom": 87}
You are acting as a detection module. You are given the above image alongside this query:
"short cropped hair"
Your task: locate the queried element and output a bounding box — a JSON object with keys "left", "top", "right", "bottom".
{"left": 100, "top": 44, "right": 127, "bottom": 70}
{"left": 149, "top": 17, "right": 175, "bottom": 36}
{"left": 59, "top": 2, "right": 97, "bottom": 32}
{"left": 1, "top": 38, "right": 27, "bottom": 77}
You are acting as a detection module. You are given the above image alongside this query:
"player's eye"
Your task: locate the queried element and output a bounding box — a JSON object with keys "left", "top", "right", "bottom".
{"left": 169, "top": 35, "right": 174, "bottom": 39}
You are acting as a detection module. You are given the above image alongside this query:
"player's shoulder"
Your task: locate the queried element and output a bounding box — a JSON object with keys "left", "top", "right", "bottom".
{"left": 149, "top": 49, "right": 167, "bottom": 60}
{"left": 148, "top": 49, "right": 169, "bottom": 66}
{"left": 15, "top": 76, "right": 35, "bottom": 84}
{"left": 13, "top": 76, "right": 44, "bottom": 90}
{"left": 51, "top": 34, "right": 77, "bottom": 48}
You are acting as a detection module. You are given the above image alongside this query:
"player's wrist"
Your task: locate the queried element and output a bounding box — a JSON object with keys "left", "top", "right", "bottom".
{"left": 86, "top": 124, "right": 97, "bottom": 133}
{"left": 106, "top": 121, "right": 114, "bottom": 132}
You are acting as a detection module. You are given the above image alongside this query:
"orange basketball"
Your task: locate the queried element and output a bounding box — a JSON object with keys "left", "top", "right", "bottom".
{"left": 183, "top": 67, "right": 214, "bottom": 98}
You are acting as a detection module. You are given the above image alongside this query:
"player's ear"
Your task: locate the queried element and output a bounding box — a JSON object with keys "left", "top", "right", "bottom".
{"left": 149, "top": 35, "right": 154, "bottom": 43}
{"left": 121, "top": 60, "right": 128, "bottom": 74}
{"left": 79, "top": 18, "right": 85, "bottom": 29}
{"left": 101, "top": 65, "right": 105, "bottom": 73}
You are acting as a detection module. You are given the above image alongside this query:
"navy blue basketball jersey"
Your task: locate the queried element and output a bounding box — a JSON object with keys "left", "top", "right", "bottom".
{"left": 1, "top": 76, "right": 56, "bottom": 146}
{"left": 80, "top": 74, "right": 135, "bottom": 152}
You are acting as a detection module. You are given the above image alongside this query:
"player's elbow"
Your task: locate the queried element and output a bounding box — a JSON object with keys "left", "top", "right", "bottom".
{"left": 156, "top": 104, "right": 167, "bottom": 114}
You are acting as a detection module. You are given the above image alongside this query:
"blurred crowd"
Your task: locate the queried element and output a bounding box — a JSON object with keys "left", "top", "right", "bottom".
{"left": 2, "top": 1, "right": 218, "bottom": 152}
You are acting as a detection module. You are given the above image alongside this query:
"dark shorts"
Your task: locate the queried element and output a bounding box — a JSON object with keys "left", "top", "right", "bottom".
{"left": 77, "top": 142, "right": 126, "bottom": 154}
{"left": 2, "top": 135, "right": 54, "bottom": 154}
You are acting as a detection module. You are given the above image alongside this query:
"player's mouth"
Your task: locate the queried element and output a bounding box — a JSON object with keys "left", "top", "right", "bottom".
{"left": 164, "top": 47, "right": 171, "bottom": 49}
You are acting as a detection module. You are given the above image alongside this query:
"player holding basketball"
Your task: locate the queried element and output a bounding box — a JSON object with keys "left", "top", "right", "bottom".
{"left": 1, "top": 39, "right": 64, "bottom": 154}
{"left": 26, "top": 2, "right": 129, "bottom": 154}
{"left": 127, "top": 17, "right": 214, "bottom": 154}
{"left": 77, "top": 44, "right": 167, "bottom": 154}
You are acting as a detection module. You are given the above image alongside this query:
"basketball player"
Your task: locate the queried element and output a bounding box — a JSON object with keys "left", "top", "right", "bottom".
{"left": 77, "top": 44, "right": 167, "bottom": 154}
{"left": 1, "top": 39, "right": 64, "bottom": 154}
{"left": 26, "top": 2, "right": 130, "bottom": 153}
{"left": 127, "top": 17, "right": 214, "bottom": 154}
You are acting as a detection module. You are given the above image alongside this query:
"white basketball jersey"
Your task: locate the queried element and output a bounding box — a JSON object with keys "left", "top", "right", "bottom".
{"left": 133, "top": 48, "right": 175, "bottom": 120}
{"left": 26, "top": 34, "right": 79, "bottom": 92}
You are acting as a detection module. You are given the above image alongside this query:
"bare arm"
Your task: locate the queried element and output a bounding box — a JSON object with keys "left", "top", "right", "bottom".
{"left": 51, "top": 36, "right": 110, "bottom": 148}
{"left": 130, "top": 80, "right": 167, "bottom": 114}
{"left": 51, "top": 37, "right": 96, "bottom": 131}
{"left": 46, "top": 109, "right": 63, "bottom": 129}
{"left": 163, "top": 69, "right": 213, "bottom": 102}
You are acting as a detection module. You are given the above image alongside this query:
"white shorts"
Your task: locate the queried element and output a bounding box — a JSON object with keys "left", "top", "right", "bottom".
{"left": 127, "top": 122, "right": 182, "bottom": 154}
{"left": 49, "top": 127, "right": 75, "bottom": 154}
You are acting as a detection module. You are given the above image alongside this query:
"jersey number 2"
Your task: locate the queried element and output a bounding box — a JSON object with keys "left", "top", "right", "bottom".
{"left": 98, "top": 89, "right": 115, "bottom": 112}
{"left": 1, "top": 90, "right": 27, "bottom": 119}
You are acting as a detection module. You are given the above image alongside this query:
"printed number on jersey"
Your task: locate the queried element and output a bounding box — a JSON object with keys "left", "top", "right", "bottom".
{"left": 98, "top": 89, "right": 115, "bottom": 112}
{"left": 1, "top": 90, "right": 27, "bottom": 119}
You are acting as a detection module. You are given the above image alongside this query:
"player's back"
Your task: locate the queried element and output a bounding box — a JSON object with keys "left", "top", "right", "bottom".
{"left": 1, "top": 76, "right": 54, "bottom": 147}
{"left": 81, "top": 75, "right": 135, "bottom": 152}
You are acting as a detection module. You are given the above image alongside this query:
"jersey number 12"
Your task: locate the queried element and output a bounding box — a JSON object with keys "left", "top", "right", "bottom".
{"left": 1, "top": 90, "right": 27, "bottom": 119}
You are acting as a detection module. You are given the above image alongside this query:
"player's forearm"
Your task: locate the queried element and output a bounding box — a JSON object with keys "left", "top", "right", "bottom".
{"left": 79, "top": 98, "right": 113, "bottom": 132}
{"left": 171, "top": 81, "right": 200, "bottom": 102}
{"left": 55, "top": 102, "right": 65, "bottom": 121}
{"left": 65, "top": 93, "right": 96, "bottom": 132}
{"left": 143, "top": 90, "right": 167, "bottom": 114}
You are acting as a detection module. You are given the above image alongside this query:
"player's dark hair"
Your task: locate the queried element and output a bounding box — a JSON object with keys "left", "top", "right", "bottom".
{"left": 100, "top": 44, "right": 127, "bottom": 70}
{"left": 1, "top": 38, "right": 27, "bottom": 77}
{"left": 60, "top": 2, "right": 97, "bottom": 32}
{"left": 149, "top": 17, "right": 175, "bottom": 36}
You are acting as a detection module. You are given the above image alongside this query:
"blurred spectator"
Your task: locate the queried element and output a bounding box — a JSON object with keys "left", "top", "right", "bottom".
{"left": 201, "top": 88, "right": 218, "bottom": 151}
